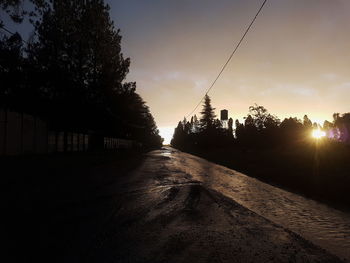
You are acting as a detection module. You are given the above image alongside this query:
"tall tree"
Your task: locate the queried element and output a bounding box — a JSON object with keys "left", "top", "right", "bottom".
{"left": 1, "top": 0, "right": 163, "bottom": 148}
{"left": 199, "top": 94, "right": 216, "bottom": 131}
{"left": 27, "top": 0, "right": 131, "bottom": 128}
{"left": 21, "top": 0, "right": 161, "bottom": 147}
{"left": 235, "top": 119, "right": 244, "bottom": 140}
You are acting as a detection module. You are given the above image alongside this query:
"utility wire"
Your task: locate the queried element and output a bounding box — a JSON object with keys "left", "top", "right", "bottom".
{"left": 185, "top": 0, "right": 268, "bottom": 119}
{"left": 0, "top": 24, "right": 29, "bottom": 44}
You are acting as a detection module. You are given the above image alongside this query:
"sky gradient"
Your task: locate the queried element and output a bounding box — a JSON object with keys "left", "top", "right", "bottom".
{"left": 107, "top": 0, "right": 350, "bottom": 143}
{"left": 2, "top": 0, "right": 350, "bottom": 144}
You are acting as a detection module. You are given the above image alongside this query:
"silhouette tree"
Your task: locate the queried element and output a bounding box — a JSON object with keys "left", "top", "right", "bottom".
{"left": 214, "top": 118, "right": 223, "bottom": 129}
{"left": 235, "top": 119, "right": 244, "bottom": 139}
{"left": 200, "top": 94, "right": 216, "bottom": 131}
{"left": 0, "top": 32, "right": 24, "bottom": 109}
{"left": 171, "top": 121, "right": 185, "bottom": 148}
{"left": 303, "top": 115, "right": 313, "bottom": 129}
{"left": 279, "top": 117, "right": 303, "bottom": 145}
{"left": 25, "top": 0, "right": 131, "bottom": 133}
{"left": 1, "top": 0, "right": 163, "bottom": 149}
{"left": 228, "top": 117, "right": 233, "bottom": 135}
{"left": 248, "top": 104, "right": 280, "bottom": 130}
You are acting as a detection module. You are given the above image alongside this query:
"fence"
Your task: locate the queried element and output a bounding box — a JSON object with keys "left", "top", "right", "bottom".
{"left": 0, "top": 109, "right": 138, "bottom": 156}
{"left": 47, "top": 131, "right": 89, "bottom": 153}
{"left": 0, "top": 110, "right": 48, "bottom": 155}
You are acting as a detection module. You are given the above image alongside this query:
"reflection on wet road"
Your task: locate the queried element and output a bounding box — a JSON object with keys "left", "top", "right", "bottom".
{"left": 158, "top": 147, "right": 350, "bottom": 262}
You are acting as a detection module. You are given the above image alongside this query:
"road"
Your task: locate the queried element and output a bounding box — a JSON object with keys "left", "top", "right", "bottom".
{"left": 20, "top": 147, "right": 348, "bottom": 262}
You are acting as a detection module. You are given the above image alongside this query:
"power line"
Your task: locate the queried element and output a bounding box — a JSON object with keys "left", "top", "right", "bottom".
{"left": 185, "top": 0, "right": 268, "bottom": 119}
{"left": 0, "top": 24, "right": 29, "bottom": 44}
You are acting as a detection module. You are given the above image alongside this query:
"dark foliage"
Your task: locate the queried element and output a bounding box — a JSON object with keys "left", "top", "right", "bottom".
{"left": 0, "top": 0, "right": 163, "bottom": 149}
{"left": 171, "top": 95, "right": 233, "bottom": 150}
{"left": 0, "top": 0, "right": 47, "bottom": 25}
{"left": 171, "top": 95, "right": 350, "bottom": 208}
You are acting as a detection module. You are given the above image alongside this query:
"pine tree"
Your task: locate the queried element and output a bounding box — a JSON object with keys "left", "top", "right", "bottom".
{"left": 199, "top": 94, "right": 216, "bottom": 131}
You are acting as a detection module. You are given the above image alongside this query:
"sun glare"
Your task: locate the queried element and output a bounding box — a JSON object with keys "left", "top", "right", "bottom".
{"left": 312, "top": 129, "right": 326, "bottom": 139}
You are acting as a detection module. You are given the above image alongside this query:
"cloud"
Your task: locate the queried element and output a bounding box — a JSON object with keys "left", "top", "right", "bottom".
{"left": 260, "top": 84, "right": 317, "bottom": 97}
{"left": 322, "top": 73, "right": 338, "bottom": 81}
{"left": 108, "top": 0, "right": 350, "bottom": 130}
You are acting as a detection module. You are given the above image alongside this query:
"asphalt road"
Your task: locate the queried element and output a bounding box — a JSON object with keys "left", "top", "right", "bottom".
{"left": 12, "top": 147, "right": 344, "bottom": 262}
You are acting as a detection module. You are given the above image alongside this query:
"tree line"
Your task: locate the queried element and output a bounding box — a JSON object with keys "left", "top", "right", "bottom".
{"left": 171, "top": 94, "right": 350, "bottom": 207}
{"left": 0, "top": 0, "right": 163, "bottom": 149}
{"left": 172, "top": 94, "right": 350, "bottom": 150}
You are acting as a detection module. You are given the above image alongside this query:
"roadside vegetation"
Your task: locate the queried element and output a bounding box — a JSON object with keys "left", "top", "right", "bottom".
{"left": 172, "top": 94, "right": 350, "bottom": 209}
{"left": 0, "top": 0, "right": 163, "bottom": 150}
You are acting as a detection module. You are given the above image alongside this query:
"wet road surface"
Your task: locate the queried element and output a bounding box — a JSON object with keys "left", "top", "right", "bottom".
{"left": 80, "top": 147, "right": 348, "bottom": 262}
{"left": 159, "top": 147, "right": 350, "bottom": 262}
{"left": 29, "top": 147, "right": 349, "bottom": 262}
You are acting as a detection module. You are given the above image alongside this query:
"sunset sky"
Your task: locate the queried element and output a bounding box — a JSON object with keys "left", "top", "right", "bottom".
{"left": 3, "top": 0, "right": 350, "bottom": 144}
